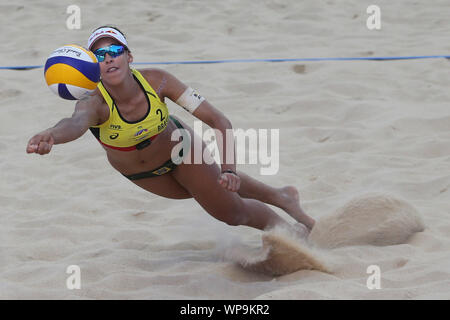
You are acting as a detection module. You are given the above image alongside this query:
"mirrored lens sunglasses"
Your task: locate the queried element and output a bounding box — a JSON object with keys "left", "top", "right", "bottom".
{"left": 93, "top": 45, "right": 125, "bottom": 62}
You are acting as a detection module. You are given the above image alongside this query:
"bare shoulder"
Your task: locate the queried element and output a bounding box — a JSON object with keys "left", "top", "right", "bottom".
{"left": 139, "top": 68, "right": 169, "bottom": 81}
{"left": 75, "top": 88, "right": 103, "bottom": 111}
{"left": 138, "top": 68, "right": 187, "bottom": 101}
{"left": 74, "top": 88, "right": 109, "bottom": 125}
{"left": 138, "top": 68, "right": 169, "bottom": 89}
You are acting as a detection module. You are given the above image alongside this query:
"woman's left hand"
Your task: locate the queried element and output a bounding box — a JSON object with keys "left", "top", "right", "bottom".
{"left": 218, "top": 170, "right": 241, "bottom": 192}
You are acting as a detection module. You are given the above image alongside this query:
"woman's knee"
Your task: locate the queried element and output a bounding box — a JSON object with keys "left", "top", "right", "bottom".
{"left": 215, "top": 211, "right": 247, "bottom": 226}
{"left": 223, "top": 212, "right": 248, "bottom": 226}
{"left": 207, "top": 199, "right": 250, "bottom": 226}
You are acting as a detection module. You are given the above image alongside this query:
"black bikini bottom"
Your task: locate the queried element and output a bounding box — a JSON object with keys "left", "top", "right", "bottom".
{"left": 123, "top": 116, "right": 189, "bottom": 180}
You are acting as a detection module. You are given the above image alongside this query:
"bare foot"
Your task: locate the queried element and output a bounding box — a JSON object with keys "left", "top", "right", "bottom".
{"left": 276, "top": 186, "right": 315, "bottom": 231}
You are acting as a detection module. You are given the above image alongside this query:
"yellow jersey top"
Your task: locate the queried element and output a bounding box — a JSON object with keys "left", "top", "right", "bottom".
{"left": 90, "top": 68, "right": 169, "bottom": 151}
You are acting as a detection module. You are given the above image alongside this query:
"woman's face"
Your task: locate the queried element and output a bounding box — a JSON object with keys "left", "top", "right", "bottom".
{"left": 91, "top": 37, "right": 133, "bottom": 85}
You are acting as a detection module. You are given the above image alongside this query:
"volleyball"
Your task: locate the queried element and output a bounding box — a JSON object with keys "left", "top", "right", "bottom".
{"left": 44, "top": 44, "right": 100, "bottom": 100}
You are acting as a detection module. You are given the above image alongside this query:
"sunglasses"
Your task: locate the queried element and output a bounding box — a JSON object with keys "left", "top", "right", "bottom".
{"left": 93, "top": 45, "right": 125, "bottom": 62}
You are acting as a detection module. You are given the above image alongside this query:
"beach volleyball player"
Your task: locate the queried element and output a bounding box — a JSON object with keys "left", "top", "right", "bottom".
{"left": 26, "top": 26, "right": 315, "bottom": 234}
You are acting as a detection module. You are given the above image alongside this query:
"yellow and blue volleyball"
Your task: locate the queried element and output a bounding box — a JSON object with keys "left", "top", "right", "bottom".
{"left": 44, "top": 44, "right": 100, "bottom": 100}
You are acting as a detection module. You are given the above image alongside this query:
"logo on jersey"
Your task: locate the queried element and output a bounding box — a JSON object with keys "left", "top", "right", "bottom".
{"left": 134, "top": 128, "right": 149, "bottom": 137}
{"left": 109, "top": 124, "right": 122, "bottom": 130}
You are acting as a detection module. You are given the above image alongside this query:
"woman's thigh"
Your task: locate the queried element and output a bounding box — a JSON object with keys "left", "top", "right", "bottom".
{"left": 123, "top": 115, "right": 208, "bottom": 200}
{"left": 169, "top": 117, "right": 246, "bottom": 224}
{"left": 130, "top": 172, "right": 193, "bottom": 199}
{"left": 172, "top": 160, "right": 247, "bottom": 224}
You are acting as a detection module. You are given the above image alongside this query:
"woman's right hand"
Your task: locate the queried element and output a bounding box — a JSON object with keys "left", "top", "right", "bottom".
{"left": 26, "top": 130, "right": 55, "bottom": 155}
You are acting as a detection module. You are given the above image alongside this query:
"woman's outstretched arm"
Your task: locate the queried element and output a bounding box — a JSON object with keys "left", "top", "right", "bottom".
{"left": 26, "top": 94, "right": 104, "bottom": 155}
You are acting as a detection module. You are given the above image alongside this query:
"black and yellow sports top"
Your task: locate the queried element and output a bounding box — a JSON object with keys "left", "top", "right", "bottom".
{"left": 90, "top": 69, "right": 169, "bottom": 151}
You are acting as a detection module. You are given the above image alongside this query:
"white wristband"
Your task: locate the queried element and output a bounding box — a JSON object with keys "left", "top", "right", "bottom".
{"left": 175, "top": 87, "right": 205, "bottom": 114}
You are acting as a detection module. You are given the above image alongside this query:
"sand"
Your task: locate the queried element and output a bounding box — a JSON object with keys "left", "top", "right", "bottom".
{"left": 1, "top": 0, "right": 449, "bottom": 299}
